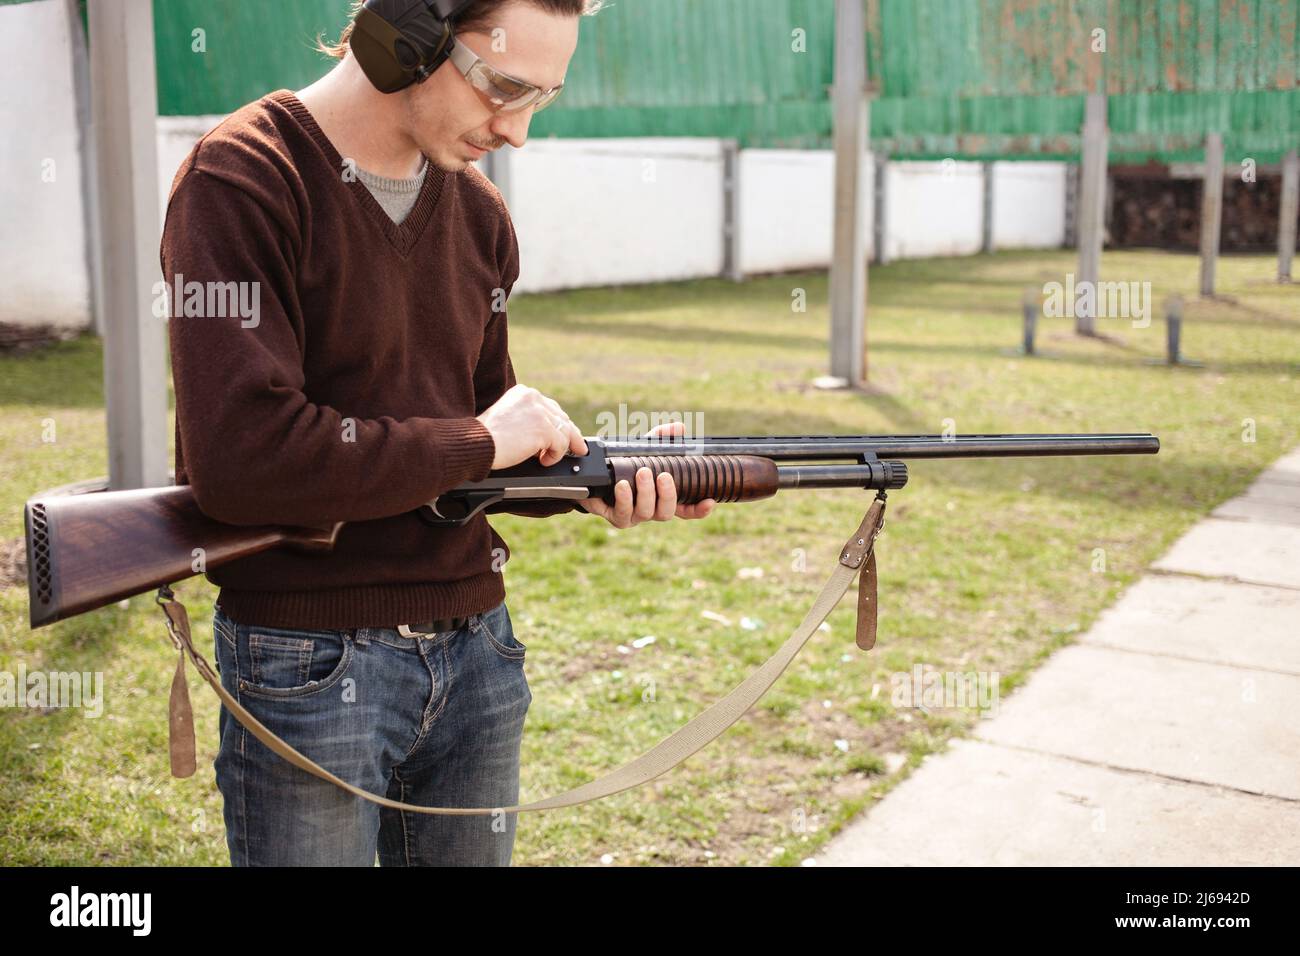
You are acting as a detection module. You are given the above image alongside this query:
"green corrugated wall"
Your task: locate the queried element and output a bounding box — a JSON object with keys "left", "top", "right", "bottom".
{"left": 868, "top": 0, "right": 1300, "bottom": 161}
{"left": 136, "top": 0, "right": 1299, "bottom": 161}
{"left": 152, "top": 0, "right": 354, "bottom": 117}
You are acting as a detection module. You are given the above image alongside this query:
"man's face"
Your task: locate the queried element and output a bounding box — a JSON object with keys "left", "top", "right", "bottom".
{"left": 401, "top": 2, "right": 580, "bottom": 172}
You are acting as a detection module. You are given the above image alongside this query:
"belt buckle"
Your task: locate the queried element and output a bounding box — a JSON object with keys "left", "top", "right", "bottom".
{"left": 397, "top": 617, "right": 466, "bottom": 638}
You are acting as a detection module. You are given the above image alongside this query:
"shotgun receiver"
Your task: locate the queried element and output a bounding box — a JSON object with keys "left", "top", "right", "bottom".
{"left": 24, "top": 432, "right": 1158, "bottom": 628}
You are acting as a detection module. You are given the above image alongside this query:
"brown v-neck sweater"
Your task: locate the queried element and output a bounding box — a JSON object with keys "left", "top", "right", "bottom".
{"left": 161, "top": 89, "right": 577, "bottom": 629}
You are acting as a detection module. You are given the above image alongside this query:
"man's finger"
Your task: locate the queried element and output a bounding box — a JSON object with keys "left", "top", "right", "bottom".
{"left": 543, "top": 417, "right": 571, "bottom": 465}
{"left": 654, "top": 471, "right": 676, "bottom": 520}
{"left": 633, "top": 467, "right": 656, "bottom": 521}
{"left": 676, "top": 498, "right": 716, "bottom": 520}
{"left": 579, "top": 494, "right": 609, "bottom": 518}
{"left": 539, "top": 395, "right": 584, "bottom": 456}
{"left": 543, "top": 397, "right": 578, "bottom": 437}
{"left": 568, "top": 421, "right": 588, "bottom": 456}
{"left": 613, "top": 478, "right": 634, "bottom": 527}
{"left": 537, "top": 429, "right": 564, "bottom": 466}
{"left": 647, "top": 420, "right": 685, "bottom": 437}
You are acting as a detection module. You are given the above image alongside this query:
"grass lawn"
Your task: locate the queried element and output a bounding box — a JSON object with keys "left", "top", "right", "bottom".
{"left": 1, "top": 249, "right": 1297, "bottom": 866}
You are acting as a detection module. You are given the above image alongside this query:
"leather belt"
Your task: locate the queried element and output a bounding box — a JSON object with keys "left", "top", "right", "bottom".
{"left": 396, "top": 616, "right": 469, "bottom": 638}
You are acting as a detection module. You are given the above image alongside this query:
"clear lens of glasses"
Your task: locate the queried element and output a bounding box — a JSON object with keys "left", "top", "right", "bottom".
{"left": 467, "top": 61, "right": 563, "bottom": 112}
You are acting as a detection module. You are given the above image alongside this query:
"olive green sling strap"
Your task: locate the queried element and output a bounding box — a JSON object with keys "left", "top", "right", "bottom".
{"left": 157, "top": 494, "right": 887, "bottom": 815}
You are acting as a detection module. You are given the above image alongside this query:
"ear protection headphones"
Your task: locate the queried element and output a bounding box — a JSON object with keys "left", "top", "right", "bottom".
{"left": 349, "top": 0, "right": 479, "bottom": 94}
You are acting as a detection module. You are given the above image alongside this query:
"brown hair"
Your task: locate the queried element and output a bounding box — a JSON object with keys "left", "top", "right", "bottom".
{"left": 318, "top": 0, "right": 604, "bottom": 59}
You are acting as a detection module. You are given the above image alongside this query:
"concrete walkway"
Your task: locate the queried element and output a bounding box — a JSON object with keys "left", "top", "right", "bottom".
{"left": 820, "top": 448, "right": 1300, "bottom": 866}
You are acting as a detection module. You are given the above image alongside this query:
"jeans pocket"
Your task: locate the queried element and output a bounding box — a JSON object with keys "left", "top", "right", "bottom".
{"left": 476, "top": 603, "right": 526, "bottom": 662}
{"left": 213, "top": 607, "right": 237, "bottom": 651}
{"left": 241, "top": 626, "right": 353, "bottom": 698}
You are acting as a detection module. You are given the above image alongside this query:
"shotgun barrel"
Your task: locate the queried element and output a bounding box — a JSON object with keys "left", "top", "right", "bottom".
{"left": 596, "top": 433, "right": 1161, "bottom": 459}
{"left": 420, "top": 432, "right": 1158, "bottom": 524}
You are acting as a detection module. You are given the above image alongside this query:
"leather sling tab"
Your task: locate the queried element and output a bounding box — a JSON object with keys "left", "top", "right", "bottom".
{"left": 837, "top": 495, "right": 886, "bottom": 651}
{"left": 168, "top": 646, "right": 197, "bottom": 778}
{"left": 855, "top": 550, "right": 879, "bottom": 650}
{"left": 156, "top": 495, "right": 889, "bottom": 815}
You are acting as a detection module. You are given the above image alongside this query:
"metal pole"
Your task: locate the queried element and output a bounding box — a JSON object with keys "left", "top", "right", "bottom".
{"left": 89, "top": 0, "right": 168, "bottom": 490}
{"left": 1278, "top": 148, "right": 1298, "bottom": 284}
{"left": 829, "top": 0, "right": 868, "bottom": 386}
{"left": 872, "top": 151, "right": 888, "bottom": 265}
{"left": 1166, "top": 295, "right": 1182, "bottom": 365}
{"left": 1076, "top": 93, "right": 1107, "bottom": 335}
{"left": 1199, "top": 132, "right": 1224, "bottom": 297}
{"left": 1022, "top": 288, "right": 1038, "bottom": 355}
{"left": 65, "top": 0, "right": 100, "bottom": 337}
{"left": 1063, "top": 162, "right": 1079, "bottom": 248}
{"left": 480, "top": 146, "right": 511, "bottom": 207}
{"left": 721, "top": 138, "right": 743, "bottom": 282}
{"left": 982, "top": 161, "right": 995, "bottom": 254}
{"left": 1104, "top": 171, "right": 1115, "bottom": 237}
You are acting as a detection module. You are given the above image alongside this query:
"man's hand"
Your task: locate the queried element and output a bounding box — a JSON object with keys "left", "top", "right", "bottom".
{"left": 476, "top": 383, "right": 587, "bottom": 469}
{"left": 580, "top": 421, "right": 716, "bottom": 528}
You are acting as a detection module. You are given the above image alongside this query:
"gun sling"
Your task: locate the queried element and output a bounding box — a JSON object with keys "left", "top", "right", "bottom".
{"left": 157, "top": 493, "right": 888, "bottom": 815}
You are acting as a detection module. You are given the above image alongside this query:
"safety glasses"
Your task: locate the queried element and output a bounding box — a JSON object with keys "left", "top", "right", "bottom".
{"left": 447, "top": 36, "right": 564, "bottom": 113}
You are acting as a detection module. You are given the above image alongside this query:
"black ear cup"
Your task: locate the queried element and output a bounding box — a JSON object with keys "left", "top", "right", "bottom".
{"left": 349, "top": 0, "right": 461, "bottom": 94}
{"left": 394, "top": 38, "right": 422, "bottom": 69}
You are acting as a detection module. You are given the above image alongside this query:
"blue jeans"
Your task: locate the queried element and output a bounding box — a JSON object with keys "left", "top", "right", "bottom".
{"left": 211, "top": 600, "right": 531, "bottom": 866}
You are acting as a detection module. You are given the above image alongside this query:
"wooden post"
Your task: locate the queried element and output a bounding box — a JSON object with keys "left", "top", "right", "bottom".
{"left": 1199, "top": 132, "right": 1224, "bottom": 297}
{"left": 1279, "top": 148, "right": 1298, "bottom": 284}
{"left": 89, "top": 0, "right": 169, "bottom": 490}
{"left": 828, "top": 0, "right": 868, "bottom": 387}
{"left": 1076, "top": 94, "right": 1107, "bottom": 335}
{"left": 1166, "top": 295, "right": 1183, "bottom": 365}
{"left": 982, "top": 162, "right": 995, "bottom": 254}
{"left": 721, "top": 138, "right": 743, "bottom": 282}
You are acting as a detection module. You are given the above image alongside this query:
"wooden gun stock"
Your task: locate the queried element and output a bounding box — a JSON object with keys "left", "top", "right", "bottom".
{"left": 25, "top": 485, "right": 341, "bottom": 629}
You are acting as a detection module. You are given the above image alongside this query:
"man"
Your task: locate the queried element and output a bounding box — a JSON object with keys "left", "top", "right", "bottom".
{"left": 162, "top": 0, "right": 714, "bottom": 867}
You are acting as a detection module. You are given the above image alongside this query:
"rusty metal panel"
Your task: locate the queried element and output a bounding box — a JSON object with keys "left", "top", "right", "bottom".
{"left": 859, "top": 0, "right": 1300, "bottom": 160}
{"left": 862, "top": 0, "right": 1298, "bottom": 98}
